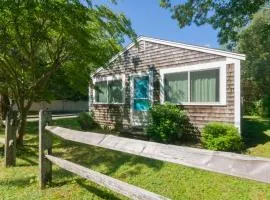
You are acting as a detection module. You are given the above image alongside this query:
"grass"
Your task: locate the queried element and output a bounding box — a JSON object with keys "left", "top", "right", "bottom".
{"left": 242, "top": 116, "right": 270, "bottom": 157}
{"left": 0, "top": 118, "right": 270, "bottom": 200}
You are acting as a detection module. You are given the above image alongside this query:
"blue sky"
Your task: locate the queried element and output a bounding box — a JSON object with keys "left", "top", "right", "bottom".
{"left": 95, "top": 0, "right": 219, "bottom": 48}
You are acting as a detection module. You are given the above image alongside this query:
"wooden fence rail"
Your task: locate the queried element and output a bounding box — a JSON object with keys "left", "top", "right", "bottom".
{"left": 46, "top": 155, "right": 169, "bottom": 200}
{"left": 39, "top": 110, "right": 169, "bottom": 200}
{"left": 45, "top": 126, "right": 270, "bottom": 184}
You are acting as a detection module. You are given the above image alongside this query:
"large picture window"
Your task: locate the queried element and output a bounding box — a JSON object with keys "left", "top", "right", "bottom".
{"left": 163, "top": 68, "right": 220, "bottom": 104}
{"left": 94, "top": 78, "right": 124, "bottom": 104}
{"left": 190, "top": 69, "right": 219, "bottom": 102}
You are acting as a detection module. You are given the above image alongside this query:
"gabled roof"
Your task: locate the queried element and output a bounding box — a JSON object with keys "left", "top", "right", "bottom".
{"left": 111, "top": 36, "right": 245, "bottom": 61}
{"left": 93, "top": 36, "right": 245, "bottom": 77}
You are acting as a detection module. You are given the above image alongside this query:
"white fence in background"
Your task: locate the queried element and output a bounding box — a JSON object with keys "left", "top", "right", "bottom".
{"left": 14, "top": 100, "right": 88, "bottom": 112}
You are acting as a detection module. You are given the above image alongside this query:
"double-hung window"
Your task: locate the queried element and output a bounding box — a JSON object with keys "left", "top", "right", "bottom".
{"left": 94, "top": 75, "right": 124, "bottom": 104}
{"left": 161, "top": 63, "right": 225, "bottom": 105}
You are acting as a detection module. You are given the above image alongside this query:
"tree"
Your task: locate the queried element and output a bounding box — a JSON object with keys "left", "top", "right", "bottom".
{"left": 0, "top": 94, "right": 9, "bottom": 121}
{"left": 0, "top": 0, "right": 136, "bottom": 144}
{"left": 238, "top": 9, "right": 270, "bottom": 116}
{"left": 39, "top": 67, "right": 89, "bottom": 102}
{"left": 160, "top": 0, "right": 268, "bottom": 47}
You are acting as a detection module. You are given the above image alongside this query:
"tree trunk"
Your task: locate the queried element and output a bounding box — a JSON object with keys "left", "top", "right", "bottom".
{"left": 16, "top": 109, "right": 28, "bottom": 145}
{"left": 0, "top": 94, "right": 10, "bottom": 121}
{"left": 16, "top": 98, "right": 34, "bottom": 145}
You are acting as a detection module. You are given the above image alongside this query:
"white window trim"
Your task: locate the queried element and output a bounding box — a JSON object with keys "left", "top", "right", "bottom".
{"left": 160, "top": 61, "right": 227, "bottom": 106}
{"left": 93, "top": 74, "right": 125, "bottom": 105}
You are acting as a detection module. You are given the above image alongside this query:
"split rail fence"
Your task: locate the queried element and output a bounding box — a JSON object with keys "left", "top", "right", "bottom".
{"left": 39, "top": 110, "right": 169, "bottom": 200}
{"left": 39, "top": 110, "right": 270, "bottom": 199}
{"left": 0, "top": 110, "right": 18, "bottom": 167}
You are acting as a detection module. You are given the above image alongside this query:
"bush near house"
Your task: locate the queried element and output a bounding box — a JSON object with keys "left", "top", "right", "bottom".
{"left": 77, "top": 112, "right": 98, "bottom": 131}
{"left": 146, "top": 103, "right": 192, "bottom": 143}
{"left": 202, "top": 122, "right": 244, "bottom": 152}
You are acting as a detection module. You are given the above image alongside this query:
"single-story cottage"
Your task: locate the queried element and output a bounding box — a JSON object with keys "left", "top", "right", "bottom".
{"left": 89, "top": 36, "right": 245, "bottom": 134}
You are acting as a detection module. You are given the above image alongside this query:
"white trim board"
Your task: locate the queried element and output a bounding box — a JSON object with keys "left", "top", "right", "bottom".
{"left": 230, "top": 59, "right": 241, "bottom": 133}
{"left": 225, "top": 58, "right": 241, "bottom": 133}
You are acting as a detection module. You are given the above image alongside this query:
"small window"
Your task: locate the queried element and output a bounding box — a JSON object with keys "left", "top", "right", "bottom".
{"left": 94, "top": 78, "right": 124, "bottom": 104}
{"left": 164, "top": 72, "right": 188, "bottom": 103}
{"left": 190, "top": 69, "right": 219, "bottom": 102}
{"left": 95, "top": 81, "right": 108, "bottom": 103}
{"left": 108, "top": 80, "right": 123, "bottom": 103}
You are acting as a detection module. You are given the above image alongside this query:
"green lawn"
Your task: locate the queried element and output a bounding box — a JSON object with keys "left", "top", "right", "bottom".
{"left": 242, "top": 116, "right": 270, "bottom": 158}
{"left": 0, "top": 117, "right": 270, "bottom": 200}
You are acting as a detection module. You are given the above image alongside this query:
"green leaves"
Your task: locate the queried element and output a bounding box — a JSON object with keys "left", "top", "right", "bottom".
{"left": 146, "top": 103, "right": 191, "bottom": 143}
{"left": 160, "top": 0, "right": 268, "bottom": 46}
{"left": 238, "top": 9, "right": 270, "bottom": 116}
{"left": 0, "top": 0, "right": 136, "bottom": 137}
{"left": 0, "top": 0, "right": 136, "bottom": 103}
{"left": 202, "top": 122, "right": 243, "bottom": 152}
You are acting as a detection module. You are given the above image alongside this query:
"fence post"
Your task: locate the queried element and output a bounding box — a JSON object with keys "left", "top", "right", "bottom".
{"left": 4, "top": 110, "right": 18, "bottom": 167}
{"left": 39, "top": 110, "right": 52, "bottom": 189}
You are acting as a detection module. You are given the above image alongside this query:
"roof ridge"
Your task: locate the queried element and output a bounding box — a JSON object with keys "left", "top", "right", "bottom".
{"left": 137, "top": 36, "right": 245, "bottom": 58}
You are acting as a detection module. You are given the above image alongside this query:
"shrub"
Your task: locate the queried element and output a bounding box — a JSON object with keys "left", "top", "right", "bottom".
{"left": 146, "top": 103, "right": 191, "bottom": 143}
{"left": 77, "top": 112, "right": 97, "bottom": 131}
{"left": 202, "top": 122, "right": 244, "bottom": 152}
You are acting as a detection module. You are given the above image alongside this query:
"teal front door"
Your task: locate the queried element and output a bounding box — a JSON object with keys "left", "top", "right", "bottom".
{"left": 131, "top": 74, "right": 152, "bottom": 126}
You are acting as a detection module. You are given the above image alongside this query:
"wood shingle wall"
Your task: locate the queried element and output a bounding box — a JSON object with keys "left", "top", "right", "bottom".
{"left": 184, "top": 64, "right": 235, "bottom": 129}
{"left": 90, "top": 41, "right": 235, "bottom": 133}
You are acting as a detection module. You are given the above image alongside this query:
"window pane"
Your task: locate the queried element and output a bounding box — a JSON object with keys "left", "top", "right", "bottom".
{"left": 134, "top": 99, "right": 150, "bottom": 111}
{"left": 95, "top": 81, "right": 107, "bottom": 103}
{"left": 190, "top": 69, "right": 219, "bottom": 102}
{"left": 108, "top": 80, "right": 123, "bottom": 103}
{"left": 134, "top": 76, "right": 149, "bottom": 98}
{"left": 164, "top": 72, "right": 188, "bottom": 103}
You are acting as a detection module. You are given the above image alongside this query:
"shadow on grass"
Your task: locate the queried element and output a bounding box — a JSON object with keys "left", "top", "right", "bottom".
{"left": 242, "top": 117, "right": 270, "bottom": 148}
{"left": 76, "top": 179, "right": 123, "bottom": 200}
{"left": 53, "top": 138, "right": 164, "bottom": 177}
{"left": 16, "top": 143, "right": 39, "bottom": 166}
{"left": 0, "top": 175, "right": 36, "bottom": 188}
{"left": 51, "top": 168, "right": 123, "bottom": 200}
{"left": 2, "top": 118, "right": 164, "bottom": 191}
{"left": 25, "top": 121, "right": 39, "bottom": 135}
